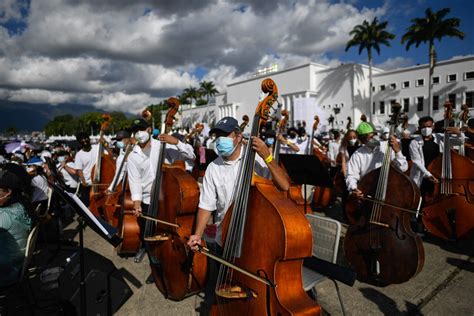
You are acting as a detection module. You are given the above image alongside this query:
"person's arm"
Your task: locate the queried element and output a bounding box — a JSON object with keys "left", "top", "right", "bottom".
{"left": 187, "top": 208, "right": 212, "bottom": 251}
{"left": 61, "top": 162, "right": 77, "bottom": 176}
{"left": 409, "top": 138, "right": 432, "bottom": 178}
{"left": 346, "top": 152, "right": 361, "bottom": 192}
{"left": 389, "top": 135, "right": 408, "bottom": 173}
{"left": 445, "top": 127, "right": 465, "bottom": 146}
{"left": 127, "top": 156, "right": 143, "bottom": 215}
{"left": 251, "top": 136, "right": 289, "bottom": 191}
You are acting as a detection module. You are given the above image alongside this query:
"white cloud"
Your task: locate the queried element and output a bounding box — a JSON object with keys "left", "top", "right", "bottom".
{"left": 0, "top": 0, "right": 389, "bottom": 112}
{"left": 376, "top": 56, "right": 415, "bottom": 70}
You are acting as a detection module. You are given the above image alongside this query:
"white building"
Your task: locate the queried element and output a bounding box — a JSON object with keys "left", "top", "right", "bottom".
{"left": 166, "top": 55, "right": 474, "bottom": 133}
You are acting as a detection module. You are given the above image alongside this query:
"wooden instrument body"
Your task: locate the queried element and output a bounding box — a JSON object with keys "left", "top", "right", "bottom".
{"left": 213, "top": 178, "right": 321, "bottom": 316}
{"left": 89, "top": 152, "right": 116, "bottom": 218}
{"left": 149, "top": 161, "right": 207, "bottom": 300}
{"left": 344, "top": 166, "right": 424, "bottom": 286}
{"left": 423, "top": 150, "right": 474, "bottom": 240}
{"left": 115, "top": 183, "right": 141, "bottom": 256}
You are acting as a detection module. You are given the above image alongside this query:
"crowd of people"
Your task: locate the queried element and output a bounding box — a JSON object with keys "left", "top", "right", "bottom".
{"left": 1, "top": 107, "right": 473, "bottom": 313}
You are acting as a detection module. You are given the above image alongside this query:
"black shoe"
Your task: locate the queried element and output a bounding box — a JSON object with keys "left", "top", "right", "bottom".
{"left": 146, "top": 274, "right": 154, "bottom": 284}
{"left": 134, "top": 248, "right": 146, "bottom": 263}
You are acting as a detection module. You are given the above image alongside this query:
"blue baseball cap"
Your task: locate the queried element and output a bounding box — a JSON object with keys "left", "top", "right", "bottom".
{"left": 209, "top": 117, "right": 240, "bottom": 135}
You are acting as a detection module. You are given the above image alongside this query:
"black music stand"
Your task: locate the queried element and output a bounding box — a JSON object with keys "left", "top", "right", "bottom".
{"left": 279, "top": 154, "right": 333, "bottom": 213}
{"left": 45, "top": 158, "right": 122, "bottom": 316}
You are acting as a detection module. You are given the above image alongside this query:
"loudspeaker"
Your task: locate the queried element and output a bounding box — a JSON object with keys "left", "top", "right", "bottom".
{"left": 59, "top": 249, "right": 132, "bottom": 315}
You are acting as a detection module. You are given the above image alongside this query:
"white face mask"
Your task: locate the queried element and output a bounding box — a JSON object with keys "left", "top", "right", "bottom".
{"left": 421, "top": 127, "right": 433, "bottom": 137}
{"left": 349, "top": 139, "right": 357, "bottom": 146}
{"left": 135, "top": 130, "right": 150, "bottom": 144}
{"left": 57, "top": 156, "right": 66, "bottom": 163}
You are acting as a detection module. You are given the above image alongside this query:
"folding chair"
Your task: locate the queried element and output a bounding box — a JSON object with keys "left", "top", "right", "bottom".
{"left": 302, "top": 213, "right": 346, "bottom": 316}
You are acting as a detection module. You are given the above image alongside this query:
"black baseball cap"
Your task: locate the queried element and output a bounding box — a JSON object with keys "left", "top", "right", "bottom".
{"left": 131, "top": 118, "right": 150, "bottom": 132}
{"left": 209, "top": 117, "right": 240, "bottom": 135}
{"left": 112, "top": 130, "right": 131, "bottom": 140}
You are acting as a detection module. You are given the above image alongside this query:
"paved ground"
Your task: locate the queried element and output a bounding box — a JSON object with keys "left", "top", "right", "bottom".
{"left": 3, "top": 205, "right": 474, "bottom": 316}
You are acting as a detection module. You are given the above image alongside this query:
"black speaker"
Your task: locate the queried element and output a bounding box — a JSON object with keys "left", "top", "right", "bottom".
{"left": 59, "top": 249, "right": 132, "bottom": 315}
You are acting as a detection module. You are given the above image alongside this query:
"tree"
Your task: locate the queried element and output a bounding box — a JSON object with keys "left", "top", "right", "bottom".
{"left": 401, "top": 8, "right": 464, "bottom": 116}
{"left": 6, "top": 126, "right": 17, "bottom": 136}
{"left": 199, "top": 81, "right": 219, "bottom": 104}
{"left": 182, "top": 86, "right": 201, "bottom": 105}
{"left": 346, "top": 18, "right": 395, "bottom": 121}
{"left": 44, "top": 114, "right": 77, "bottom": 136}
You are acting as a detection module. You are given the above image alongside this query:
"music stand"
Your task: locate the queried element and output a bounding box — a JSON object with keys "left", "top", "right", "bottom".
{"left": 45, "top": 158, "right": 122, "bottom": 316}
{"left": 279, "top": 154, "right": 333, "bottom": 213}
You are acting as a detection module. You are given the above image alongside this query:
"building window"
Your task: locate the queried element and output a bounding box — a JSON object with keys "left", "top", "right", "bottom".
{"left": 380, "top": 85, "right": 386, "bottom": 91}
{"left": 390, "top": 83, "right": 396, "bottom": 89}
{"left": 417, "top": 97, "right": 424, "bottom": 111}
{"left": 403, "top": 98, "right": 409, "bottom": 113}
{"left": 373, "top": 102, "right": 376, "bottom": 114}
{"left": 380, "top": 101, "right": 385, "bottom": 114}
{"left": 416, "top": 79, "right": 424, "bottom": 87}
{"left": 372, "top": 86, "right": 375, "bottom": 92}
{"left": 322, "top": 105, "right": 325, "bottom": 109}
{"left": 341, "top": 103, "right": 344, "bottom": 108}
{"left": 447, "top": 74, "right": 457, "bottom": 82}
{"left": 403, "top": 81, "right": 410, "bottom": 88}
{"left": 433, "top": 76, "right": 440, "bottom": 84}
{"left": 466, "top": 91, "right": 473, "bottom": 108}
{"left": 433, "top": 95, "right": 439, "bottom": 111}
{"left": 465, "top": 71, "right": 474, "bottom": 80}
{"left": 328, "top": 104, "right": 331, "bottom": 109}
{"left": 448, "top": 93, "right": 456, "bottom": 108}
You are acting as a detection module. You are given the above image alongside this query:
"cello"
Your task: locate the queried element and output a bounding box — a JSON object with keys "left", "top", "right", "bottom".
{"left": 144, "top": 97, "right": 207, "bottom": 300}
{"left": 207, "top": 78, "right": 321, "bottom": 315}
{"left": 422, "top": 101, "right": 474, "bottom": 240}
{"left": 89, "top": 114, "right": 116, "bottom": 218}
{"left": 344, "top": 103, "right": 424, "bottom": 286}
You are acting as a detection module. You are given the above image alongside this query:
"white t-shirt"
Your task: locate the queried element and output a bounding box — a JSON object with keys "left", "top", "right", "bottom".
{"left": 198, "top": 146, "right": 270, "bottom": 245}
{"left": 58, "top": 162, "right": 79, "bottom": 189}
{"left": 74, "top": 144, "right": 99, "bottom": 186}
{"left": 31, "top": 175, "right": 49, "bottom": 202}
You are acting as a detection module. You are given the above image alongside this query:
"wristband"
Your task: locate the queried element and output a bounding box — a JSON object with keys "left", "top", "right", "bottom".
{"left": 264, "top": 154, "right": 273, "bottom": 164}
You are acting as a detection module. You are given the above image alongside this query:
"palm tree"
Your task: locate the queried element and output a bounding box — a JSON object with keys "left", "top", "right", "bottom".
{"left": 346, "top": 18, "right": 395, "bottom": 122}
{"left": 401, "top": 8, "right": 464, "bottom": 116}
{"left": 182, "top": 86, "right": 200, "bottom": 105}
{"left": 199, "top": 81, "right": 219, "bottom": 104}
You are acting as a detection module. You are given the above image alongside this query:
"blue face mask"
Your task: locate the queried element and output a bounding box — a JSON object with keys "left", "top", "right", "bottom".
{"left": 265, "top": 138, "right": 275, "bottom": 146}
{"left": 216, "top": 136, "right": 236, "bottom": 157}
{"left": 116, "top": 141, "right": 125, "bottom": 149}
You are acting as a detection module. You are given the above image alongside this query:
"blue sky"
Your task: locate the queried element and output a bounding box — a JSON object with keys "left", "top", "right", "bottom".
{"left": 0, "top": 0, "right": 472, "bottom": 112}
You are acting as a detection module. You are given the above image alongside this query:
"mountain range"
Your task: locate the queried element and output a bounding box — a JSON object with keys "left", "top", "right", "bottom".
{"left": 0, "top": 100, "right": 106, "bottom": 132}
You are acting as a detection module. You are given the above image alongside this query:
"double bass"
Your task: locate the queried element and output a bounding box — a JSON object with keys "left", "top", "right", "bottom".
{"left": 422, "top": 101, "right": 474, "bottom": 240}
{"left": 309, "top": 116, "right": 333, "bottom": 209}
{"left": 344, "top": 103, "right": 424, "bottom": 286}
{"left": 144, "top": 97, "right": 207, "bottom": 300}
{"left": 206, "top": 78, "right": 320, "bottom": 315}
{"left": 89, "top": 114, "right": 116, "bottom": 218}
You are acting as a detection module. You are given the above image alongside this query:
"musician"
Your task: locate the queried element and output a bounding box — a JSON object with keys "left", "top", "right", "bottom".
{"left": 167, "top": 133, "right": 195, "bottom": 172}
{"left": 105, "top": 131, "right": 132, "bottom": 194}
{"left": 277, "top": 127, "right": 300, "bottom": 154}
{"left": 57, "top": 151, "right": 79, "bottom": 193}
{"left": 0, "top": 170, "right": 31, "bottom": 287}
{"left": 409, "top": 116, "right": 465, "bottom": 190}
{"left": 296, "top": 127, "right": 310, "bottom": 154}
{"left": 187, "top": 117, "right": 290, "bottom": 313}
{"left": 74, "top": 133, "right": 99, "bottom": 207}
{"left": 337, "top": 130, "right": 359, "bottom": 178}
{"left": 127, "top": 118, "right": 195, "bottom": 262}
{"left": 400, "top": 129, "right": 413, "bottom": 162}
{"left": 464, "top": 118, "right": 474, "bottom": 145}
{"left": 347, "top": 122, "right": 408, "bottom": 200}
{"left": 327, "top": 130, "right": 341, "bottom": 177}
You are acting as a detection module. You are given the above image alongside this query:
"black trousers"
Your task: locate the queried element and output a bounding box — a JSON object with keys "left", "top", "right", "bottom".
{"left": 79, "top": 185, "right": 91, "bottom": 207}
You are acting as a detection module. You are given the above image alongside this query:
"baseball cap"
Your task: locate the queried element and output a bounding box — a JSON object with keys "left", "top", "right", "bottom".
{"left": 209, "top": 117, "right": 240, "bottom": 135}
{"left": 112, "top": 130, "right": 131, "bottom": 140}
{"left": 356, "top": 122, "right": 374, "bottom": 136}
{"left": 131, "top": 118, "right": 150, "bottom": 132}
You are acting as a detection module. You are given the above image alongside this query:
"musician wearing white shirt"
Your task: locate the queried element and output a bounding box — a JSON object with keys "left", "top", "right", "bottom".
{"left": 346, "top": 122, "right": 408, "bottom": 201}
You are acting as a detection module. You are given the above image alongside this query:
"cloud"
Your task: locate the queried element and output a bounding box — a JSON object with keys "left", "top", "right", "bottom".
{"left": 0, "top": 0, "right": 389, "bottom": 113}
{"left": 376, "top": 56, "right": 415, "bottom": 70}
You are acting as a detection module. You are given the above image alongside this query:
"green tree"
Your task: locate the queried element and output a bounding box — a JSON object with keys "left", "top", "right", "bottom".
{"left": 199, "top": 81, "right": 219, "bottom": 104}
{"left": 44, "top": 114, "right": 77, "bottom": 136}
{"left": 401, "top": 8, "right": 464, "bottom": 116}
{"left": 346, "top": 18, "right": 395, "bottom": 121}
{"left": 77, "top": 112, "right": 104, "bottom": 135}
{"left": 6, "top": 126, "right": 18, "bottom": 136}
{"left": 182, "top": 86, "right": 201, "bottom": 105}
